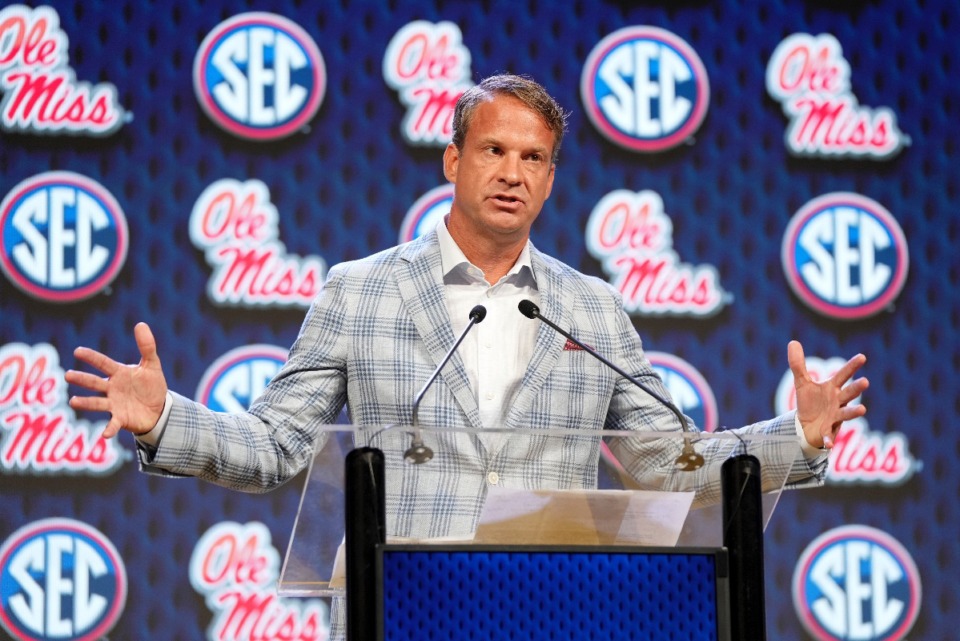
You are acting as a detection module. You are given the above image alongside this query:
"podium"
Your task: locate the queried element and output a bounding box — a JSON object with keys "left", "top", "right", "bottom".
{"left": 278, "top": 426, "right": 804, "bottom": 640}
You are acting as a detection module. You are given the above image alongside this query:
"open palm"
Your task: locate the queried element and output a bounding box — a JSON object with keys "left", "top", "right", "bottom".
{"left": 788, "top": 340, "right": 869, "bottom": 449}
{"left": 65, "top": 323, "right": 169, "bottom": 438}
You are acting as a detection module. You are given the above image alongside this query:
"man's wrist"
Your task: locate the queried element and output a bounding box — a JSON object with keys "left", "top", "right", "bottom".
{"left": 136, "top": 392, "right": 173, "bottom": 448}
{"left": 794, "top": 412, "right": 825, "bottom": 458}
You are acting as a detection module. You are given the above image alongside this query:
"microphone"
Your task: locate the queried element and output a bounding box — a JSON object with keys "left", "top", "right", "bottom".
{"left": 404, "top": 304, "right": 487, "bottom": 464}
{"left": 517, "top": 299, "right": 704, "bottom": 471}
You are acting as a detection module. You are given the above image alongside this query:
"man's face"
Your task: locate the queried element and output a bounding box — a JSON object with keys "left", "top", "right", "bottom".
{"left": 443, "top": 95, "right": 556, "bottom": 245}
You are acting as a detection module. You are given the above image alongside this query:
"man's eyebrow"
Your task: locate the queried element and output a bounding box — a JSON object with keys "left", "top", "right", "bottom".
{"left": 474, "top": 135, "right": 501, "bottom": 147}
{"left": 474, "top": 136, "right": 550, "bottom": 155}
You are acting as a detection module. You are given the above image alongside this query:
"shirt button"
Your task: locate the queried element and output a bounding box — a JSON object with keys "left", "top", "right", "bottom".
{"left": 487, "top": 471, "right": 500, "bottom": 485}
{"left": 485, "top": 391, "right": 494, "bottom": 400}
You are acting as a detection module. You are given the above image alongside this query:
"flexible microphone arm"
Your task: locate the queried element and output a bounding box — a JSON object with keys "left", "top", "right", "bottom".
{"left": 518, "top": 299, "right": 704, "bottom": 471}
{"left": 404, "top": 304, "right": 487, "bottom": 464}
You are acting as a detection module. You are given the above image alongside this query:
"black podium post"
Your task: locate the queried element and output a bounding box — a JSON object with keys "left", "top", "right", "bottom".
{"left": 722, "top": 454, "right": 766, "bottom": 641}
{"left": 345, "top": 447, "right": 386, "bottom": 641}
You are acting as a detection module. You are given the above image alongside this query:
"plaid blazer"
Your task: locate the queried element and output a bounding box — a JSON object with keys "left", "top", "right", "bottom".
{"left": 144, "top": 229, "right": 825, "bottom": 538}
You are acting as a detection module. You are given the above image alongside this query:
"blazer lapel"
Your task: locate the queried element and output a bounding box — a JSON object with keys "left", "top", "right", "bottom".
{"left": 396, "top": 232, "right": 483, "bottom": 431}
{"left": 503, "top": 245, "right": 571, "bottom": 431}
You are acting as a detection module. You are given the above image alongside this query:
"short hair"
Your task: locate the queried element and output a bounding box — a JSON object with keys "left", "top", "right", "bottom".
{"left": 451, "top": 74, "right": 569, "bottom": 164}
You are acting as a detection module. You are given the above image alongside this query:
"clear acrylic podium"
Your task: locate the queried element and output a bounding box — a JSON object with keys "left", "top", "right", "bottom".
{"left": 278, "top": 425, "right": 804, "bottom": 640}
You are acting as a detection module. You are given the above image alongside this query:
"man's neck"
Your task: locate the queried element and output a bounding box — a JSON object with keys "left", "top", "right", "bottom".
{"left": 446, "top": 223, "right": 527, "bottom": 284}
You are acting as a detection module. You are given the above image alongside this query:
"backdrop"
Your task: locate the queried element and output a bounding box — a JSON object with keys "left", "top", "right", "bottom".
{"left": 1, "top": 0, "right": 956, "bottom": 640}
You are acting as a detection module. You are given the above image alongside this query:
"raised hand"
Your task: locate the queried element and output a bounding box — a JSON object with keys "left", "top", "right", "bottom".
{"left": 65, "top": 322, "right": 169, "bottom": 439}
{"left": 788, "top": 340, "right": 869, "bottom": 449}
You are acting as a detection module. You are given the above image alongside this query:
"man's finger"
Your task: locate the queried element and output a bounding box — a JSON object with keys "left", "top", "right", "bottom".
{"left": 72, "top": 346, "right": 119, "bottom": 376}
{"left": 830, "top": 353, "right": 867, "bottom": 387}
{"left": 838, "top": 377, "right": 869, "bottom": 405}
{"left": 839, "top": 403, "right": 867, "bottom": 422}
{"left": 102, "top": 419, "right": 121, "bottom": 439}
{"left": 64, "top": 370, "right": 108, "bottom": 393}
{"left": 134, "top": 322, "right": 159, "bottom": 365}
{"left": 69, "top": 395, "right": 111, "bottom": 413}
{"left": 787, "top": 340, "right": 810, "bottom": 382}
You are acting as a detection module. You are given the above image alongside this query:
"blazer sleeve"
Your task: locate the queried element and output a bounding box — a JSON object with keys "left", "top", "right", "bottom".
{"left": 138, "top": 265, "right": 352, "bottom": 492}
{"left": 601, "top": 291, "right": 828, "bottom": 507}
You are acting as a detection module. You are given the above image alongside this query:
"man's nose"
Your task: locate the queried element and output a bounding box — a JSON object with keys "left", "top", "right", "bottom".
{"left": 498, "top": 153, "right": 522, "bottom": 184}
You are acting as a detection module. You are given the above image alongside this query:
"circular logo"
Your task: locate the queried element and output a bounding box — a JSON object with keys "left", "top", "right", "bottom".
{"left": 793, "top": 525, "right": 921, "bottom": 641}
{"left": 0, "top": 171, "right": 128, "bottom": 303}
{"left": 193, "top": 12, "right": 326, "bottom": 140}
{"left": 398, "top": 184, "right": 454, "bottom": 243}
{"left": 581, "top": 26, "right": 710, "bottom": 152}
{"left": 782, "top": 192, "right": 909, "bottom": 319}
{"left": 647, "top": 351, "right": 718, "bottom": 432}
{"left": 195, "top": 345, "right": 289, "bottom": 412}
{"left": 0, "top": 518, "right": 127, "bottom": 641}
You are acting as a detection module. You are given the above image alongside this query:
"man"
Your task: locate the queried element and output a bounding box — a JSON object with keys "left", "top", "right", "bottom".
{"left": 66, "top": 70, "right": 867, "bottom": 569}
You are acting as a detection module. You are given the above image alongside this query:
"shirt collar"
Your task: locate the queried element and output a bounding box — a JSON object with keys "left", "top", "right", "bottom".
{"left": 436, "top": 216, "right": 537, "bottom": 287}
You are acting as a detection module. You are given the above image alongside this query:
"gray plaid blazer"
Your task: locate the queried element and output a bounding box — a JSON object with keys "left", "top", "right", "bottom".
{"left": 143, "top": 229, "right": 824, "bottom": 539}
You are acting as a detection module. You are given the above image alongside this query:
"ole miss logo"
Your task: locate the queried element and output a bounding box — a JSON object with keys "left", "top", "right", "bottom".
{"left": 190, "top": 522, "right": 328, "bottom": 641}
{"left": 0, "top": 5, "right": 127, "bottom": 137}
{"left": 581, "top": 26, "right": 710, "bottom": 152}
{"left": 782, "top": 192, "right": 908, "bottom": 319}
{"left": 766, "top": 33, "right": 906, "bottom": 160}
{"left": 383, "top": 21, "right": 473, "bottom": 146}
{"left": 0, "top": 518, "right": 127, "bottom": 641}
{"left": 0, "top": 172, "right": 128, "bottom": 303}
{"left": 195, "top": 345, "right": 288, "bottom": 412}
{"left": 193, "top": 12, "right": 325, "bottom": 140}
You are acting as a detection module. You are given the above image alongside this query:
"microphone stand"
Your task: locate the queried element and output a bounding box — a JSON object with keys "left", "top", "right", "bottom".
{"left": 519, "top": 299, "right": 771, "bottom": 636}
{"left": 518, "top": 299, "right": 704, "bottom": 471}
{"left": 404, "top": 304, "right": 487, "bottom": 464}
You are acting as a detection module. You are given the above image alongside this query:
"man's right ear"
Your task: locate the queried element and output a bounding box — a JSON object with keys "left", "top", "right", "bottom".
{"left": 442, "top": 143, "right": 460, "bottom": 183}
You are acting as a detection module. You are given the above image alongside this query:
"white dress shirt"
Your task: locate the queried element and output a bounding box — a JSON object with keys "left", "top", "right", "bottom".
{"left": 435, "top": 218, "right": 539, "bottom": 430}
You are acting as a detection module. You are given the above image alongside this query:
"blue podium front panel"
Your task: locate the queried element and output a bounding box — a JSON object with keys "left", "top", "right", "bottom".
{"left": 378, "top": 545, "right": 729, "bottom": 641}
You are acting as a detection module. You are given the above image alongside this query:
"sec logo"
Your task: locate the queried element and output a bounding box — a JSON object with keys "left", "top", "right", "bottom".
{"left": 193, "top": 12, "right": 325, "bottom": 140}
{"left": 581, "top": 26, "right": 710, "bottom": 152}
{"left": 793, "top": 525, "right": 921, "bottom": 641}
{"left": 0, "top": 171, "right": 128, "bottom": 303}
{"left": 398, "top": 184, "right": 454, "bottom": 243}
{"left": 647, "top": 351, "right": 718, "bottom": 432}
{"left": 195, "top": 345, "right": 289, "bottom": 413}
{"left": 0, "top": 518, "right": 127, "bottom": 641}
{"left": 782, "top": 192, "right": 908, "bottom": 319}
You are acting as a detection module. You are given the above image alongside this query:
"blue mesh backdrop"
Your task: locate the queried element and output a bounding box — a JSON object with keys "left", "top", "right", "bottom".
{"left": 380, "top": 547, "right": 727, "bottom": 640}
{"left": 1, "top": 0, "right": 957, "bottom": 640}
